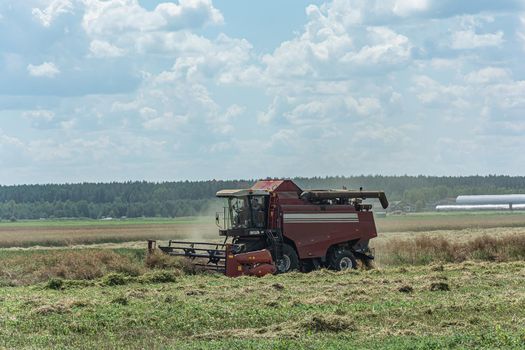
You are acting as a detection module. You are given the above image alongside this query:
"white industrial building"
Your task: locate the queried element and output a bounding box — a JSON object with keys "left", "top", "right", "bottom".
{"left": 436, "top": 194, "right": 525, "bottom": 211}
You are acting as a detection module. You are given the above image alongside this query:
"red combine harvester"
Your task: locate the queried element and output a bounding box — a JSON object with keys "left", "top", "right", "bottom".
{"left": 147, "top": 179, "right": 388, "bottom": 277}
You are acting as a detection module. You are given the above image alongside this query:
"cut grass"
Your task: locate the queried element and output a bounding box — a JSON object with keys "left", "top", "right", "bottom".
{"left": 0, "top": 261, "right": 523, "bottom": 349}
{"left": 2, "top": 229, "right": 524, "bottom": 287}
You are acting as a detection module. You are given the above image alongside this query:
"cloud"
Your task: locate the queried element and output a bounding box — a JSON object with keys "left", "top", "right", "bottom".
{"left": 32, "top": 0, "right": 73, "bottom": 27}
{"left": 23, "top": 109, "right": 55, "bottom": 122}
{"left": 429, "top": 0, "right": 524, "bottom": 18}
{"left": 487, "top": 80, "right": 525, "bottom": 110}
{"left": 262, "top": 5, "right": 413, "bottom": 81}
{"left": 2, "top": 130, "right": 167, "bottom": 165}
{"left": 156, "top": 0, "right": 224, "bottom": 29}
{"left": 283, "top": 95, "right": 382, "bottom": 126}
{"left": 89, "top": 40, "right": 125, "bottom": 58}
{"left": 465, "top": 67, "right": 510, "bottom": 84}
{"left": 0, "top": 130, "right": 24, "bottom": 148}
{"left": 206, "top": 104, "right": 245, "bottom": 134}
{"left": 225, "top": 104, "right": 244, "bottom": 118}
{"left": 82, "top": 0, "right": 223, "bottom": 38}
{"left": 298, "top": 0, "right": 523, "bottom": 28}
{"left": 82, "top": 0, "right": 159, "bottom": 36}
{"left": 413, "top": 75, "right": 469, "bottom": 108}
{"left": 341, "top": 26, "right": 411, "bottom": 66}
{"left": 392, "top": 0, "right": 430, "bottom": 17}
{"left": 141, "top": 112, "right": 188, "bottom": 131}
{"left": 2, "top": 0, "right": 525, "bottom": 182}
{"left": 518, "top": 14, "right": 525, "bottom": 50}
{"left": 147, "top": 33, "right": 256, "bottom": 86}
{"left": 60, "top": 118, "right": 76, "bottom": 130}
{"left": 21, "top": 109, "right": 78, "bottom": 130}
{"left": 257, "top": 96, "right": 290, "bottom": 125}
{"left": 26, "top": 62, "right": 61, "bottom": 78}
{"left": 451, "top": 29, "right": 504, "bottom": 49}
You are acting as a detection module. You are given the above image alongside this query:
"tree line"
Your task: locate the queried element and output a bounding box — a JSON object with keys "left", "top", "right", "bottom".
{"left": 1, "top": 176, "right": 525, "bottom": 220}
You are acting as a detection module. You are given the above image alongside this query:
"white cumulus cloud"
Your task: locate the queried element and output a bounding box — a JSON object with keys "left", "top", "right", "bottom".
{"left": 0, "top": 130, "right": 24, "bottom": 148}
{"left": 32, "top": 0, "right": 73, "bottom": 27}
{"left": 342, "top": 26, "right": 411, "bottom": 65}
{"left": 82, "top": 0, "right": 223, "bottom": 37}
{"left": 27, "top": 62, "right": 61, "bottom": 78}
{"left": 142, "top": 112, "right": 188, "bottom": 131}
{"left": 392, "top": 0, "right": 430, "bottom": 17}
{"left": 156, "top": 0, "right": 224, "bottom": 29}
{"left": 89, "top": 40, "right": 125, "bottom": 58}
{"left": 518, "top": 14, "right": 525, "bottom": 50}
{"left": 465, "top": 67, "right": 510, "bottom": 84}
{"left": 22, "top": 109, "right": 55, "bottom": 122}
{"left": 451, "top": 29, "right": 504, "bottom": 49}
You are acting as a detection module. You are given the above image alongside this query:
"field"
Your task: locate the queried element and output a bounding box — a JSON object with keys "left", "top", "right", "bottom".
{"left": 0, "top": 212, "right": 524, "bottom": 349}
{"left": 2, "top": 211, "right": 525, "bottom": 248}
{"left": 0, "top": 217, "right": 216, "bottom": 248}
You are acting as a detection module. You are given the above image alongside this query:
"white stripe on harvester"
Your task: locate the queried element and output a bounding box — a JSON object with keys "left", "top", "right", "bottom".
{"left": 283, "top": 213, "right": 359, "bottom": 223}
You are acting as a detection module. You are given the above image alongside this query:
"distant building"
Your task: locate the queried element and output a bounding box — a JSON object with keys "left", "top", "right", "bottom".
{"left": 436, "top": 194, "right": 525, "bottom": 211}
{"left": 456, "top": 194, "right": 525, "bottom": 205}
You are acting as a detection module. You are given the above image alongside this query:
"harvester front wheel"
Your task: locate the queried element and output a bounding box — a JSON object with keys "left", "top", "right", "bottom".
{"left": 276, "top": 244, "right": 299, "bottom": 273}
{"left": 329, "top": 250, "right": 357, "bottom": 271}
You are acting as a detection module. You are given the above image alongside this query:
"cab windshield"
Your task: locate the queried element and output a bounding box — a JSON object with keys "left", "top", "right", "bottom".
{"left": 228, "top": 195, "right": 266, "bottom": 229}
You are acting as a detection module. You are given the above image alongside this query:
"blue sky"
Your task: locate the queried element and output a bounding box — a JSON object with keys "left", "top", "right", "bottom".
{"left": 1, "top": 0, "right": 525, "bottom": 184}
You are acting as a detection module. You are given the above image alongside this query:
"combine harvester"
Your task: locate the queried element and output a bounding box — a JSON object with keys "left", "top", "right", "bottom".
{"left": 148, "top": 180, "right": 388, "bottom": 277}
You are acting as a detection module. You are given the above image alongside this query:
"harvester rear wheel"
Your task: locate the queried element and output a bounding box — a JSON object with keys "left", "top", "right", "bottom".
{"left": 329, "top": 250, "right": 357, "bottom": 271}
{"left": 276, "top": 244, "right": 299, "bottom": 273}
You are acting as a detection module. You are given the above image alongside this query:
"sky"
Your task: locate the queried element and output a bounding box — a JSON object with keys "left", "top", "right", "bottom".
{"left": 1, "top": 0, "right": 525, "bottom": 185}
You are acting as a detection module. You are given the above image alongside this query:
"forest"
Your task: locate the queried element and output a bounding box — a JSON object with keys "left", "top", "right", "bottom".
{"left": 1, "top": 176, "right": 525, "bottom": 220}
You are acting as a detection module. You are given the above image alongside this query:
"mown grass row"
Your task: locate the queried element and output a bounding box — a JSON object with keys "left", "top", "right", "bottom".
{"left": 0, "top": 260, "right": 524, "bottom": 349}
{"left": 1, "top": 231, "right": 525, "bottom": 287}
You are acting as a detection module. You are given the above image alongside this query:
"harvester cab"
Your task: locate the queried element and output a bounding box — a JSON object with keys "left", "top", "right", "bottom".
{"left": 216, "top": 188, "right": 270, "bottom": 234}
{"left": 148, "top": 179, "right": 388, "bottom": 277}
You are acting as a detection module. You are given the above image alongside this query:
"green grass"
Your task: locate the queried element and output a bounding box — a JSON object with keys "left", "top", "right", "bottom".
{"left": 0, "top": 261, "right": 524, "bottom": 349}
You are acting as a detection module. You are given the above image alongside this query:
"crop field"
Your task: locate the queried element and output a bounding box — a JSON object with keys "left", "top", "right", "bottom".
{"left": 0, "top": 217, "right": 217, "bottom": 248}
{"left": 1, "top": 211, "right": 525, "bottom": 248}
{"left": 376, "top": 211, "right": 525, "bottom": 232}
{"left": 0, "top": 212, "right": 524, "bottom": 349}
